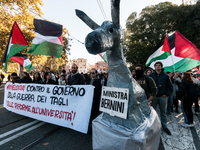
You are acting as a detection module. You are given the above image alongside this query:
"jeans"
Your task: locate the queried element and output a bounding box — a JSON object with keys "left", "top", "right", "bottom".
{"left": 167, "top": 94, "right": 173, "bottom": 114}
{"left": 181, "top": 97, "right": 193, "bottom": 124}
{"left": 151, "top": 96, "right": 168, "bottom": 128}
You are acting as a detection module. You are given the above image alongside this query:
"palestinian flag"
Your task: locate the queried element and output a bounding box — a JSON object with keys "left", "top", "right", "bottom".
{"left": 10, "top": 53, "right": 33, "bottom": 71}
{"left": 1, "top": 22, "right": 29, "bottom": 72}
{"left": 99, "top": 52, "right": 107, "bottom": 63}
{"left": 146, "top": 31, "right": 200, "bottom": 73}
{"left": 192, "top": 67, "right": 200, "bottom": 75}
{"left": 146, "top": 35, "right": 171, "bottom": 66}
{"left": 26, "top": 19, "right": 63, "bottom": 58}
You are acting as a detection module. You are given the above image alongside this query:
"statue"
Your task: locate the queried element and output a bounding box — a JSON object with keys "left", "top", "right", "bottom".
{"left": 76, "top": 0, "right": 161, "bottom": 149}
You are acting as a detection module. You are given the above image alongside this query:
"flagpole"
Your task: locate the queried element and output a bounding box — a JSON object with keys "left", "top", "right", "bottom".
{"left": 52, "top": 57, "right": 60, "bottom": 74}
{"left": 165, "top": 34, "right": 176, "bottom": 73}
{"left": 170, "top": 53, "right": 176, "bottom": 73}
{"left": 33, "top": 55, "right": 42, "bottom": 73}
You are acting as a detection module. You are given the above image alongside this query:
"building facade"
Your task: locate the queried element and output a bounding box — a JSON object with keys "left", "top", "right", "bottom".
{"left": 72, "top": 58, "right": 90, "bottom": 73}
{"left": 95, "top": 61, "right": 108, "bottom": 73}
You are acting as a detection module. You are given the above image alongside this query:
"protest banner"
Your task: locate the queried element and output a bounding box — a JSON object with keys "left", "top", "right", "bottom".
{"left": 99, "top": 86, "right": 129, "bottom": 119}
{"left": 4, "top": 83, "right": 94, "bottom": 134}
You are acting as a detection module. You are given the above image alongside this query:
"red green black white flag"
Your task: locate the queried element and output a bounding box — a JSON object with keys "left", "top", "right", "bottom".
{"left": 26, "top": 19, "right": 63, "bottom": 58}
{"left": 146, "top": 35, "right": 171, "bottom": 66}
{"left": 99, "top": 52, "right": 107, "bottom": 63}
{"left": 10, "top": 53, "right": 33, "bottom": 71}
{"left": 1, "top": 21, "right": 31, "bottom": 72}
{"left": 146, "top": 31, "right": 200, "bottom": 72}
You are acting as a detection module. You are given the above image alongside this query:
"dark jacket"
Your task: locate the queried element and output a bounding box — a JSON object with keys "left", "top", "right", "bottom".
{"left": 21, "top": 76, "right": 32, "bottom": 83}
{"left": 12, "top": 76, "right": 21, "bottom": 83}
{"left": 86, "top": 77, "right": 102, "bottom": 121}
{"left": 33, "top": 79, "right": 43, "bottom": 84}
{"left": 135, "top": 75, "right": 157, "bottom": 99}
{"left": 43, "top": 78, "right": 57, "bottom": 85}
{"left": 178, "top": 81, "right": 193, "bottom": 99}
{"left": 67, "top": 73, "right": 85, "bottom": 85}
{"left": 149, "top": 69, "right": 173, "bottom": 97}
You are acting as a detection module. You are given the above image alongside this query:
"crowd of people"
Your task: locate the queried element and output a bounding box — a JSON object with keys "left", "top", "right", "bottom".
{"left": 132, "top": 61, "right": 200, "bottom": 136}
{"left": 7, "top": 65, "right": 107, "bottom": 86}
{"left": 7, "top": 64, "right": 108, "bottom": 135}
{"left": 5, "top": 62, "right": 200, "bottom": 136}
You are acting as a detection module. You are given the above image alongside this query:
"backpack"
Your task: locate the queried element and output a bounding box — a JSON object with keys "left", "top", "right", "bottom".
{"left": 188, "top": 83, "right": 200, "bottom": 97}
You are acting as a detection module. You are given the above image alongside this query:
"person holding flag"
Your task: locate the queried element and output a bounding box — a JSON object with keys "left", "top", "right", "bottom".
{"left": 1, "top": 22, "right": 33, "bottom": 72}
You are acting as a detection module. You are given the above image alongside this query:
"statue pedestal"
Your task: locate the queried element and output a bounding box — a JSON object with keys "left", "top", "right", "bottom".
{"left": 92, "top": 107, "right": 161, "bottom": 150}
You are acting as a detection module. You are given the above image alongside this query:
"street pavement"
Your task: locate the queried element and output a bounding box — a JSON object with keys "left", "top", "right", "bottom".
{"left": 0, "top": 83, "right": 200, "bottom": 150}
{"left": 158, "top": 105, "right": 200, "bottom": 150}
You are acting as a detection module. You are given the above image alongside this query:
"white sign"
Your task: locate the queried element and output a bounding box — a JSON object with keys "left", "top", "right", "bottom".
{"left": 4, "top": 83, "right": 94, "bottom": 134}
{"left": 99, "top": 86, "right": 129, "bottom": 119}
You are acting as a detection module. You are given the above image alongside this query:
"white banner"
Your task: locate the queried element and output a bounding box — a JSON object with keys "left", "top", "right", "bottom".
{"left": 99, "top": 86, "right": 129, "bottom": 119}
{"left": 4, "top": 83, "right": 94, "bottom": 134}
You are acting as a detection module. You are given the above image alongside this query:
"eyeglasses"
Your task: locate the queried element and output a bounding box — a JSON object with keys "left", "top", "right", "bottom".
{"left": 90, "top": 72, "right": 95, "bottom": 74}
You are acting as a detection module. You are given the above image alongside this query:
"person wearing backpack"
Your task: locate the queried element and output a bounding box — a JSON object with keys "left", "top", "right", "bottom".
{"left": 179, "top": 72, "right": 194, "bottom": 127}
{"left": 135, "top": 64, "right": 157, "bottom": 105}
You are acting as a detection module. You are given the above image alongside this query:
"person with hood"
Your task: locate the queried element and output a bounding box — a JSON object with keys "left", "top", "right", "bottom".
{"left": 67, "top": 64, "right": 85, "bottom": 85}
{"left": 135, "top": 64, "right": 157, "bottom": 104}
{"left": 149, "top": 61, "right": 173, "bottom": 135}
{"left": 179, "top": 72, "right": 194, "bottom": 127}
{"left": 21, "top": 72, "right": 32, "bottom": 83}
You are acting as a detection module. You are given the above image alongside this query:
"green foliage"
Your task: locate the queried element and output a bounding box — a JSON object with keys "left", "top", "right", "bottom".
{"left": 123, "top": 1, "right": 200, "bottom": 68}
{"left": 0, "top": 0, "right": 70, "bottom": 73}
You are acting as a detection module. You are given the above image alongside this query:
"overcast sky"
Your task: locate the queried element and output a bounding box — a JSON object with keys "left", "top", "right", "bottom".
{"left": 41, "top": 0, "right": 182, "bottom": 64}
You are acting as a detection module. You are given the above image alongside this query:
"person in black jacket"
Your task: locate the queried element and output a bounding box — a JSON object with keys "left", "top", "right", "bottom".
{"left": 86, "top": 68, "right": 102, "bottom": 135}
{"left": 67, "top": 64, "right": 85, "bottom": 85}
{"left": 33, "top": 72, "right": 43, "bottom": 84}
{"left": 179, "top": 72, "right": 194, "bottom": 127}
{"left": 11, "top": 72, "right": 21, "bottom": 83}
{"left": 149, "top": 61, "right": 173, "bottom": 135}
{"left": 21, "top": 72, "right": 32, "bottom": 83}
{"left": 135, "top": 64, "right": 157, "bottom": 104}
{"left": 43, "top": 72, "right": 57, "bottom": 85}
